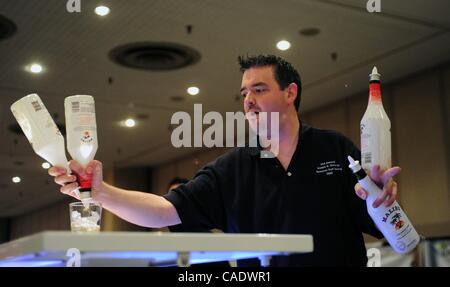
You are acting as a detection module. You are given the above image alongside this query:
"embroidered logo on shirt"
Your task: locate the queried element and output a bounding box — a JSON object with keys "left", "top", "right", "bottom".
{"left": 315, "top": 160, "right": 343, "bottom": 175}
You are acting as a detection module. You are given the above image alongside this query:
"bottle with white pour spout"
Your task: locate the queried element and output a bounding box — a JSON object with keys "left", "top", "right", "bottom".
{"left": 65, "top": 95, "right": 98, "bottom": 202}
{"left": 10, "top": 94, "right": 69, "bottom": 171}
{"left": 348, "top": 156, "right": 420, "bottom": 254}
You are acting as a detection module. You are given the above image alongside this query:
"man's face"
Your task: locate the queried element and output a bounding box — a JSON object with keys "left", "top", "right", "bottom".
{"left": 240, "top": 66, "right": 291, "bottom": 133}
{"left": 240, "top": 66, "right": 289, "bottom": 115}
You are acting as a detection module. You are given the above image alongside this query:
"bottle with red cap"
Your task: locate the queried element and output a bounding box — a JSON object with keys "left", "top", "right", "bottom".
{"left": 360, "top": 67, "right": 391, "bottom": 172}
{"left": 65, "top": 95, "right": 98, "bottom": 204}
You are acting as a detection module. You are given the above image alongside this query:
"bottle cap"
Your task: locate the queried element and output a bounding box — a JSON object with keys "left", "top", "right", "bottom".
{"left": 347, "top": 155, "right": 362, "bottom": 173}
{"left": 369, "top": 66, "right": 381, "bottom": 82}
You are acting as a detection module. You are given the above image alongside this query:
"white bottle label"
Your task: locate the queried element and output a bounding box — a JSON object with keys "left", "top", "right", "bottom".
{"left": 361, "top": 118, "right": 391, "bottom": 171}
{"left": 357, "top": 176, "right": 420, "bottom": 254}
{"left": 368, "top": 201, "right": 420, "bottom": 253}
{"left": 65, "top": 96, "right": 98, "bottom": 166}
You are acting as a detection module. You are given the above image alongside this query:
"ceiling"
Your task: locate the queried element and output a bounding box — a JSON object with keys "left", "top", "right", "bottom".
{"left": 0, "top": 0, "right": 449, "bottom": 217}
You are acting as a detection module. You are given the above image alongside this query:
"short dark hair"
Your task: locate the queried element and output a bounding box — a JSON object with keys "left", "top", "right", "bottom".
{"left": 238, "top": 55, "right": 302, "bottom": 111}
{"left": 167, "top": 177, "right": 189, "bottom": 190}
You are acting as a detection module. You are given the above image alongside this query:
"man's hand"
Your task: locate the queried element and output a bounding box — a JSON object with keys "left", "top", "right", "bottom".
{"left": 48, "top": 160, "right": 104, "bottom": 200}
{"left": 354, "top": 165, "right": 401, "bottom": 208}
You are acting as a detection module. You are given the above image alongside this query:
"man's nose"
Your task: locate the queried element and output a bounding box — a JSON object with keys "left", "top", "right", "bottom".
{"left": 244, "top": 92, "right": 256, "bottom": 110}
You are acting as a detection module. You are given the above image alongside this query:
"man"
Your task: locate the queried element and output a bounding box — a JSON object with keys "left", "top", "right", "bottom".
{"left": 50, "top": 55, "right": 400, "bottom": 266}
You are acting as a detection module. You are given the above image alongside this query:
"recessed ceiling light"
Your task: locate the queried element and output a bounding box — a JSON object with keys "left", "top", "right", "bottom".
{"left": 12, "top": 176, "right": 21, "bottom": 183}
{"left": 276, "top": 40, "right": 291, "bottom": 51}
{"left": 125, "top": 118, "right": 136, "bottom": 127}
{"left": 187, "top": 86, "right": 200, "bottom": 96}
{"left": 29, "top": 63, "right": 43, "bottom": 74}
{"left": 95, "top": 6, "right": 110, "bottom": 16}
{"left": 42, "top": 162, "right": 51, "bottom": 169}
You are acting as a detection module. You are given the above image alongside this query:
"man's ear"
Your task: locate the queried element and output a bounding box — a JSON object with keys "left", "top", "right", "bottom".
{"left": 286, "top": 83, "right": 298, "bottom": 106}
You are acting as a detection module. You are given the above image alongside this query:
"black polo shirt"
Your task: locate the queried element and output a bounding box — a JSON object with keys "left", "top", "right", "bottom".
{"left": 163, "top": 123, "right": 383, "bottom": 266}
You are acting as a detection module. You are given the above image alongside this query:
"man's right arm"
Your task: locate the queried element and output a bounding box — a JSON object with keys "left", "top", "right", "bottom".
{"left": 49, "top": 160, "right": 181, "bottom": 228}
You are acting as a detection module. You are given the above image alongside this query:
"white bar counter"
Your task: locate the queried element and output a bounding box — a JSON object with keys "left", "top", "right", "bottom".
{"left": 0, "top": 231, "right": 313, "bottom": 267}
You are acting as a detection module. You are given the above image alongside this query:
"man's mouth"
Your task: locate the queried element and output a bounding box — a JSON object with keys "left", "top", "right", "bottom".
{"left": 249, "top": 111, "right": 259, "bottom": 120}
{"left": 247, "top": 110, "right": 260, "bottom": 115}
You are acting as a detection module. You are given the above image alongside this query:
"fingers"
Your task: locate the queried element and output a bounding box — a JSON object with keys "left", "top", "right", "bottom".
{"left": 354, "top": 183, "right": 368, "bottom": 200}
{"left": 60, "top": 182, "right": 80, "bottom": 200}
{"left": 373, "top": 179, "right": 394, "bottom": 208}
{"left": 369, "top": 165, "right": 401, "bottom": 188}
{"left": 359, "top": 164, "right": 401, "bottom": 208}
{"left": 54, "top": 174, "right": 77, "bottom": 186}
{"left": 49, "top": 161, "right": 79, "bottom": 200}
{"left": 369, "top": 165, "right": 382, "bottom": 183}
{"left": 54, "top": 173, "right": 78, "bottom": 200}
{"left": 69, "top": 160, "right": 85, "bottom": 176}
{"left": 381, "top": 167, "right": 401, "bottom": 185}
{"left": 49, "top": 160, "right": 103, "bottom": 200}
{"left": 61, "top": 182, "right": 77, "bottom": 194}
{"left": 384, "top": 181, "right": 397, "bottom": 207}
{"left": 86, "top": 160, "right": 101, "bottom": 175}
{"left": 48, "top": 166, "right": 67, "bottom": 177}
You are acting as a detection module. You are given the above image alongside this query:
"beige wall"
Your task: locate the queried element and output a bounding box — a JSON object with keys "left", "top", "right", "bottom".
{"left": 391, "top": 72, "right": 449, "bottom": 228}
{"left": 5, "top": 62, "right": 450, "bottom": 241}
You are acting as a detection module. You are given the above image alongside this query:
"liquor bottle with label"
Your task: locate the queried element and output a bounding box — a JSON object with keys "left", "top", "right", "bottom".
{"left": 348, "top": 156, "right": 420, "bottom": 254}
{"left": 358, "top": 67, "right": 420, "bottom": 254}
{"left": 65, "top": 95, "right": 98, "bottom": 203}
{"left": 360, "top": 67, "right": 391, "bottom": 172}
{"left": 11, "top": 94, "right": 69, "bottom": 170}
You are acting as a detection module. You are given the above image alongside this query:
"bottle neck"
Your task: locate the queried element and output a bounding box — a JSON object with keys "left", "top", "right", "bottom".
{"left": 369, "top": 81, "right": 382, "bottom": 103}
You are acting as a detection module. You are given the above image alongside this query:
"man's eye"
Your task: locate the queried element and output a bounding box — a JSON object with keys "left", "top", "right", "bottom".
{"left": 241, "top": 92, "right": 247, "bottom": 98}
{"left": 255, "top": 88, "right": 266, "bottom": 93}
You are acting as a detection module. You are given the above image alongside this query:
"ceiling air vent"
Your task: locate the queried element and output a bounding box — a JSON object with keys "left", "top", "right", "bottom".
{"left": 0, "top": 14, "right": 17, "bottom": 41}
{"left": 109, "top": 42, "right": 201, "bottom": 71}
